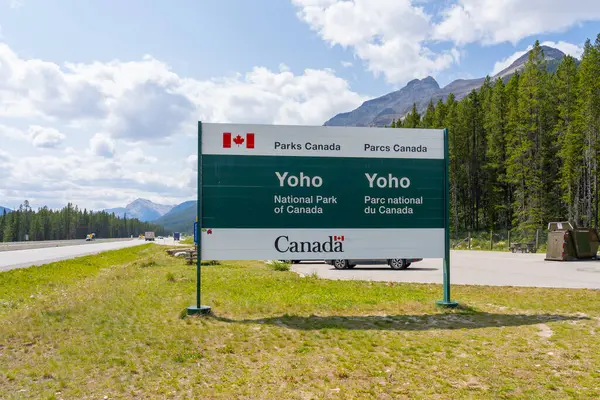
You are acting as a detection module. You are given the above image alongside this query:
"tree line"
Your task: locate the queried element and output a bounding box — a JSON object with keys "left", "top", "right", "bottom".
{"left": 0, "top": 200, "right": 166, "bottom": 242}
{"left": 391, "top": 37, "right": 600, "bottom": 238}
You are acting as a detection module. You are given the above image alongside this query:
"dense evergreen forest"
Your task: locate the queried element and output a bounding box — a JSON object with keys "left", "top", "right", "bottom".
{"left": 0, "top": 200, "right": 166, "bottom": 242}
{"left": 391, "top": 37, "right": 600, "bottom": 238}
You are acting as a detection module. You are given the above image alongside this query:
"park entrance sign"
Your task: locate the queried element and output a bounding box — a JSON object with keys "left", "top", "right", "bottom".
{"left": 187, "top": 122, "right": 457, "bottom": 314}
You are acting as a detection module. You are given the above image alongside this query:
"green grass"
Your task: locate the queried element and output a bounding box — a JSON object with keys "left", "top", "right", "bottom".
{"left": 180, "top": 236, "right": 194, "bottom": 245}
{"left": 1, "top": 245, "right": 600, "bottom": 399}
{"left": 269, "top": 260, "right": 291, "bottom": 271}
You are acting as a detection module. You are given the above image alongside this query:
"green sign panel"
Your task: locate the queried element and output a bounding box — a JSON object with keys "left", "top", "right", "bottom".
{"left": 202, "top": 155, "right": 444, "bottom": 229}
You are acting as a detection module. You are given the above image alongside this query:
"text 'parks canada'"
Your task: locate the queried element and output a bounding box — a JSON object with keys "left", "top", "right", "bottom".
{"left": 275, "top": 142, "right": 341, "bottom": 151}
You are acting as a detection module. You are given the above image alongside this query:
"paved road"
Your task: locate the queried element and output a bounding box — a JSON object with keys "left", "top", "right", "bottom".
{"left": 0, "top": 238, "right": 135, "bottom": 252}
{"left": 0, "top": 236, "right": 191, "bottom": 272}
{"left": 291, "top": 250, "right": 600, "bottom": 289}
{"left": 0, "top": 239, "right": 148, "bottom": 272}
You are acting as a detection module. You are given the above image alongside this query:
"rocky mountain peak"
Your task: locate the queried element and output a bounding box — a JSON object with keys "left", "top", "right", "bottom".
{"left": 324, "top": 44, "right": 569, "bottom": 128}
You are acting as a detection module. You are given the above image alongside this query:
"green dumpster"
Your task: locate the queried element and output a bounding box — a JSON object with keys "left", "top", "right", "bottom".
{"left": 545, "top": 221, "right": 600, "bottom": 261}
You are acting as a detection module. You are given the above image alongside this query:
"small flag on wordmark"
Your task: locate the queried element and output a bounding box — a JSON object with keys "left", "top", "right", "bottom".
{"left": 223, "top": 132, "right": 255, "bottom": 148}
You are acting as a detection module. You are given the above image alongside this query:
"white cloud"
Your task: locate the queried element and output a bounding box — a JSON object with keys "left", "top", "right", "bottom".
{"left": 0, "top": 43, "right": 366, "bottom": 140}
{"left": 543, "top": 41, "right": 584, "bottom": 59}
{"left": 292, "top": 0, "right": 460, "bottom": 84}
{"left": 292, "top": 0, "right": 600, "bottom": 85}
{"left": 8, "top": 0, "right": 23, "bottom": 8}
{"left": 0, "top": 124, "right": 25, "bottom": 140}
{"left": 491, "top": 48, "right": 531, "bottom": 76}
{"left": 0, "top": 145, "right": 196, "bottom": 211}
{"left": 0, "top": 149, "right": 9, "bottom": 162}
{"left": 491, "top": 40, "right": 584, "bottom": 76}
{"left": 341, "top": 61, "right": 353, "bottom": 68}
{"left": 186, "top": 154, "right": 198, "bottom": 172}
{"left": 0, "top": 41, "right": 367, "bottom": 209}
{"left": 434, "top": 0, "right": 600, "bottom": 46}
{"left": 89, "top": 133, "right": 115, "bottom": 158}
{"left": 123, "top": 148, "right": 158, "bottom": 164}
{"left": 28, "top": 125, "right": 66, "bottom": 148}
{"left": 0, "top": 124, "right": 66, "bottom": 148}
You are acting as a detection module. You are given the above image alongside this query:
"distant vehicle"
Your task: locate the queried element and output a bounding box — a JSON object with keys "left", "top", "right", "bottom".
{"left": 157, "top": 236, "right": 164, "bottom": 240}
{"left": 85, "top": 233, "right": 96, "bottom": 241}
{"left": 144, "top": 231, "right": 156, "bottom": 241}
{"left": 325, "top": 258, "right": 423, "bottom": 270}
{"left": 173, "top": 232, "right": 180, "bottom": 241}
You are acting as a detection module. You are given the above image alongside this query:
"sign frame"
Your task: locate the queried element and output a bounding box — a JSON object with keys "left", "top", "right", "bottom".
{"left": 186, "top": 121, "right": 458, "bottom": 315}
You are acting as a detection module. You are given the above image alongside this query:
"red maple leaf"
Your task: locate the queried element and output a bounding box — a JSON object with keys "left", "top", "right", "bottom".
{"left": 206, "top": 229, "right": 212, "bottom": 235}
{"left": 233, "top": 135, "right": 244, "bottom": 146}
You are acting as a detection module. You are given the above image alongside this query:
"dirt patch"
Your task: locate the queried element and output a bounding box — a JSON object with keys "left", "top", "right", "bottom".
{"left": 537, "top": 324, "right": 553, "bottom": 338}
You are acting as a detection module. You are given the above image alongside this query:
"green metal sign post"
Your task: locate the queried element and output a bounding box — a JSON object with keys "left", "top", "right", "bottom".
{"left": 187, "top": 122, "right": 458, "bottom": 315}
{"left": 436, "top": 128, "right": 457, "bottom": 308}
{"left": 187, "top": 122, "right": 211, "bottom": 315}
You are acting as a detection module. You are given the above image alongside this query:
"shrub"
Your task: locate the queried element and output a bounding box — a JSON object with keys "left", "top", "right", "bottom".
{"left": 270, "top": 260, "right": 291, "bottom": 271}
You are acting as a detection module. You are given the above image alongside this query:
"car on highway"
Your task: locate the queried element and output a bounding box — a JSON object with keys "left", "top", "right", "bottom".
{"left": 325, "top": 258, "right": 423, "bottom": 270}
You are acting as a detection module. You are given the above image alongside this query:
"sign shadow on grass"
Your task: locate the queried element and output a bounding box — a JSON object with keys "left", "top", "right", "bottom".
{"left": 211, "top": 312, "right": 589, "bottom": 331}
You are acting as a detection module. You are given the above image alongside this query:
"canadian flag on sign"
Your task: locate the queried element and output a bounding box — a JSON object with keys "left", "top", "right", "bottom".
{"left": 223, "top": 132, "right": 255, "bottom": 149}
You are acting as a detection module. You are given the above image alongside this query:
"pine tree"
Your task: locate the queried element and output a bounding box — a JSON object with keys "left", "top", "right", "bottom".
{"left": 509, "top": 41, "right": 549, "bottom": 234}
{"left": 484, "top": 78, "right": 510, "bottom": 229}
{"left": 443, "top": 93, "right": 461, "bottom": 235}
{"left": 404, "top": 103, "right": 421, "bottom": 128}
{"left": 0, "top": 209, "right": 6, "bottom": 242}
{"left": 422, "top": 100, "right": 436, "bottom": 128}
{"left": 576, "top": 37, "right": 600, "bottom": 227}
{"left": 555, "top": 55, "right": 582, "bottom": 221}
{"left": 433, "top": 98, "right": 447, "bottom": 128}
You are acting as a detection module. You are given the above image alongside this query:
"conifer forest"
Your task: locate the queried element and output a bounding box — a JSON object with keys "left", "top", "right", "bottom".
{"left": 0, "top": 201, "right": 165, "bottom": 242}
{"left": 391, "top": 37, "right": 600, "bottom": 238}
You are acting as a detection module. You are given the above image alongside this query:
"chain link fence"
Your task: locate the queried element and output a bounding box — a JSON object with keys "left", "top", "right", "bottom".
{"left": 451, "top": 229, "right": 548, "bottom": 253}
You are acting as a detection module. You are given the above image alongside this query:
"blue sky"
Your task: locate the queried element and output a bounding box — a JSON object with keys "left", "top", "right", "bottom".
{"left": 1, "top": 0, "right": 599, "bottom": 210}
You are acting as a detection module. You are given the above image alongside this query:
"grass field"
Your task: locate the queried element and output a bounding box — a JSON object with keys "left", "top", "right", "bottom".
{"left": 1, "top": 245, "right": 600, "bottom": 399}
{"left": 180, "top": 236, "right": 194, "bottom": 245}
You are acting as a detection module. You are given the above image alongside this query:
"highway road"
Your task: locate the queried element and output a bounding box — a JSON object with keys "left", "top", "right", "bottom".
{"left": 291, "top": 250, "right": 600, "bottom": 289}
{"left": 0, "top": 237, "right": 187, "bottom": 272}
{"left": 0, "top": 238, "right": 134, "bottom": 252}
{"left": 0, "top": 239, "right": 148, "bottom": 272}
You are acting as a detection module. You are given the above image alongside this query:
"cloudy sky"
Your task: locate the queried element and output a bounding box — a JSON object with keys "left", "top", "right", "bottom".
{"left": 1, "top": 0, "right": 599, "bottom": 211}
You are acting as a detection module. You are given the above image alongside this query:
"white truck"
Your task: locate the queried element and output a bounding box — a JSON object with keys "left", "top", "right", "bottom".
{"left": 144, "top": 231, "right": 156, "bottom": 241}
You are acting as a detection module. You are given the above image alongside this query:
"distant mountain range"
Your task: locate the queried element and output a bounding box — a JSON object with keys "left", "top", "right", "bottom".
{"left": 2, "top": 198, "right": 195, "bottom": 232}
{"left": 324, "top": 45, "right": 568, "bottom": 127}
{"left": 153, "top": 201, "right": 197, "bottom": 233}
{"left": 104, "top": 198, "right": 196, "bottom": 233}
{"left": 104, "top": 198, "right": 175, "bottom": 222}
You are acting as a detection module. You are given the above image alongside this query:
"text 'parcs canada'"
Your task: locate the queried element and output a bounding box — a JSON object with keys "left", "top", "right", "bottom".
{"left": 273, "top": 141, "right": 428, "bottom": 154}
